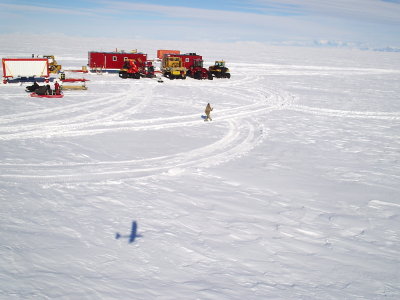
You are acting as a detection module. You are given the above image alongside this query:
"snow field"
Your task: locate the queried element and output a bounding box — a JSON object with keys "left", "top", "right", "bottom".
{"left": 1, "top": 37, "right": 400, "bottom": 299}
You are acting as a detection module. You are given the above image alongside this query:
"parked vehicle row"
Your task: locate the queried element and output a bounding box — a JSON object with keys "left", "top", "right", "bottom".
{"left": 88, "top": 49, "right": 230, "bottom": 81}
{"left": 2, "top": 49, "right": 231, "bottom": 84}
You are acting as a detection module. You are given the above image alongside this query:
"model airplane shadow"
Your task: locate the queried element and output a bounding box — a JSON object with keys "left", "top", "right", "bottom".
{"left": 115, "top": 221, "right": 142, "bottom": 243}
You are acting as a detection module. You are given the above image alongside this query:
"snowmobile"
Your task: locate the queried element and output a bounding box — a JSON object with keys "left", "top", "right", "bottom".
{"left": 25, "top": 82, "right": 41, "bottom": 92}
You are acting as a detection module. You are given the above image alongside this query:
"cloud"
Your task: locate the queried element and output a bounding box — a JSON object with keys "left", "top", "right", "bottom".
{"left": 0, "top": 0, "right": 399, "bottom": 47}
{"left": 251, "top": 0, "right": 400, "bottom": 24}
{"left": 0, "top": 2, "right": 94, "bottom": 16}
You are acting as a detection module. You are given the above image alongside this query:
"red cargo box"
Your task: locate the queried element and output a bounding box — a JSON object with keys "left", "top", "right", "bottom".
{"left": 157, "top": 50, "right": 180, "bottom": 60}
{"left": 88, "top": 51, "right": 147, "bottom": 72}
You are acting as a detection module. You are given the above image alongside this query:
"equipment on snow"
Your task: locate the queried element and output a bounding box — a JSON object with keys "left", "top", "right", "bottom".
{"left": 209, "top": 60, "right": 231, "bottom": 79}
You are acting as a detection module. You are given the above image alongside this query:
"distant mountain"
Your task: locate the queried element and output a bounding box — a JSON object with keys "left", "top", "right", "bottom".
{"left": 271, "top": 39, "right": 400, "bottom": 52}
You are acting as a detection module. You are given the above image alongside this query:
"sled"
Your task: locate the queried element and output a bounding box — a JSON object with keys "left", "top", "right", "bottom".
{"left": 61, "top": 85, "right": 88, "bottom": 90}
{"left": 64, "top": 69, "right": 88, "bottom": 73}
{"left": 30, "top": 92, "right": 64, "bottom": 98}
{"left": 61, "top": 78, "right": 90, "bottom": 82}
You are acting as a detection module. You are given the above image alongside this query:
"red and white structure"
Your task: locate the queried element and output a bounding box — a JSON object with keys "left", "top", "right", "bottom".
{"left": 88, "top": 51, "right": 147, "bottom": 73}
{"left": 2, "top": 58, "right": 49, "bottom": 84}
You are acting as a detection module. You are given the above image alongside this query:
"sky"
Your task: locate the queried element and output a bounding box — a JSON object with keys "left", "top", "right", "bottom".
{"left": 0, "top": 0, "right": 399, "bottom": 47}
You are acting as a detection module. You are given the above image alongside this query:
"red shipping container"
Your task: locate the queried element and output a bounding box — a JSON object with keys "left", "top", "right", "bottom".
{"left": 88, "top": 51, "right": 147, "bottom": 72}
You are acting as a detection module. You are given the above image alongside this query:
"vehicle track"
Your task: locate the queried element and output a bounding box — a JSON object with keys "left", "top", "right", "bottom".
{"left": 0, "top": 74, "right": 270, "bottom": 183}
{"left": 286, "top": 104, "right": 400, "bottom": 120}
{"left": 0, "top": 82, "right": 157, "bottom": 140}
{"left": 0, "top": 119, "right": 263, "bottom": 183}
{"left": 1, "top": 68, "right": 398, "bottom": 183}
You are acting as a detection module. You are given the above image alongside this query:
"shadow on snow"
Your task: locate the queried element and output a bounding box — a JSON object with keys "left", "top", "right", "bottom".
{"left": 115, "top": 221, "right": 142, "bottom": 244}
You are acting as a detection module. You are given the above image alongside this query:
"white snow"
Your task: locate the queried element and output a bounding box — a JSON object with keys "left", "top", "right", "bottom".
{"left": 1, "top": 35, "right": 400, "bottom": 299}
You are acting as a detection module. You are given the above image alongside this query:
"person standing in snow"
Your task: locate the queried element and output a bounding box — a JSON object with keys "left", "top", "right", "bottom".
{"left": 54, "top": 81, "right": 60, "bottom": 95}
{"left": 205, "top": 103, "right": 213, "bottom": 121}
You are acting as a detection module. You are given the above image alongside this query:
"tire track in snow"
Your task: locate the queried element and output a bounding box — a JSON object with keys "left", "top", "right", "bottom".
{"left": 283, "top": 105, "right": 400, "bottom": 121}
{"left": 0, "top": 119, "right": 263, "bottom": 183}
{"left": 0, "top": 91, "right": 124, "bottom": 125}
{"left": 0, "top": 80, "right": 154, "bottom": 127}
{"left": 0, "top": 78, "right": 273, "bottom": 141}
{"left": 0, "top": 82, "right": 157, "bottom": 140}
{"left": 2, "top": 68, "right": 397, "bottom": 183}
{"left": 0, "top": 75, "right": 269, "bottom": 183}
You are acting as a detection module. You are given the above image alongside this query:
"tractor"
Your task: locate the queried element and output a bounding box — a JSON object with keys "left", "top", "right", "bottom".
{"left": 140, "top": 60, "right": 156, "bottom": 78}
{"left": 43, "top": 55, "right": 62, "bottom": 74}
{"left": 161, "top": 56, "right": 187, "bottom": 80}
{"left": 119, "top": 59, "right": 141, "bottom": 79}
{"left": 209, "top": 60, "right": 230, "bottom": 79}
{"left": 187, "top": 58, "right": 213, "bottom": 80}
{"left": 172, "top": 53, "right": 212, "bottom": 80}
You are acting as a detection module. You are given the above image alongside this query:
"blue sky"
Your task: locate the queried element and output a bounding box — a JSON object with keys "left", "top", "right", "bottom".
{"left": 0, "top": 0, "right": 399, "bottom": 47}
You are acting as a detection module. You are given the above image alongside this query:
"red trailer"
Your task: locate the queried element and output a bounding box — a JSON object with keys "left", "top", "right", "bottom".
{"left": 88, "top": 51, "right": 147, "bottom": 73}
{"left": 2, "top": 58, "right": 49, "bottom": 83}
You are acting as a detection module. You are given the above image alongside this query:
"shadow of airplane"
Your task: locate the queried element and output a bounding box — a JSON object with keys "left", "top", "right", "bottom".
{"left": 115, "top": 221, "right": 142, "bottom": 243}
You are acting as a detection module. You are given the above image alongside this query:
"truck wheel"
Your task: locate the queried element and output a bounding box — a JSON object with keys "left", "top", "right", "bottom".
{"left": 226, "top": 73, "right": 231, "bottom": 79}
{"left": 169, "top": 74, "right": 175, "bottom": 80}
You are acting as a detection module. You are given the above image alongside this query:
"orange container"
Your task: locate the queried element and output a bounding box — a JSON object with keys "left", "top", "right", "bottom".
{"left": 157, "top": 50, "right": 180, "bottom": 59}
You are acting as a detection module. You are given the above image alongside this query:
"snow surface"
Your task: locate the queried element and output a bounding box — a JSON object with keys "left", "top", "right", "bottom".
{"left": 1, "top": 36, "right": 400, "bottom": 299}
